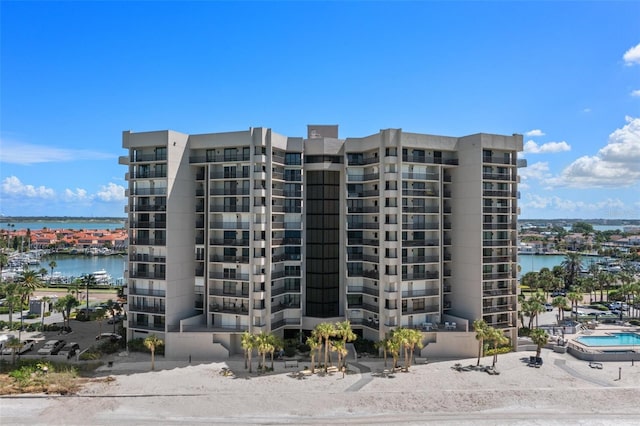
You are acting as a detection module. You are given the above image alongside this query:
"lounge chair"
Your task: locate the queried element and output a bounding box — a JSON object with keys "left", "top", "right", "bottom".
{"left": 589, "top": 362, "right": 603, "bottom": 369}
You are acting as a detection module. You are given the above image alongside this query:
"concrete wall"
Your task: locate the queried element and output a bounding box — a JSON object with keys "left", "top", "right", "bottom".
{"left": 165, "top": 332, "right": 230, "bottom": 361}
{"left": 421, "top": 331, "right": 478, "bottom": 359}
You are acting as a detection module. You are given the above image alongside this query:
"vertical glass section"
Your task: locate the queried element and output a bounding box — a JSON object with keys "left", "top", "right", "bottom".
{"left": 305, "top": 171, "right": 340, "bottom": 317}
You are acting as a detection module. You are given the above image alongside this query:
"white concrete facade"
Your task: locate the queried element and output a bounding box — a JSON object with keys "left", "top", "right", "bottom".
{"left": 121, "top": 125, "right": 523, "bottom": 360}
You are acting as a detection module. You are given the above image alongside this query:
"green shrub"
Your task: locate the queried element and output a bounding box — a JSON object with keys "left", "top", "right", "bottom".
{"left": 589, "top": 304, "right": 610, "bottom": 311}
{"left": 518, "top": 327, "right": 531, "bottom": 337}
{"left": 485, "top": 346, "right": 512, "bottom": 356}
{"left": 629, "top": 319, "right": 640, "bottom": 326}
{"left": 128, "top": 338, "right": 164, "bottom": 355}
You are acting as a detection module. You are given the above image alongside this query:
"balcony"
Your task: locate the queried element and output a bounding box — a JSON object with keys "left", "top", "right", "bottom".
{"left": 209, "top": 238, "right": 250, "bottom": 246}
{"left": 483, "top": 172, "right": 513, "bottom": 181}
{"left": 402, "top": 271, "right": 439, "bottom": 280}
{"left": 131, "top": 204, "right": 166, "bottom": 212}
{"left": 128, "top": 288, "right": 166, "bottom": 297}
{"left": 349, "top": 317, "right": 380, "bottom": 330}
{"left": 402, "top": 239, "right": 439, "bottom": 247}
{"left": 129, "top": 254, "right": 166, "bottom": 263}
{"left": 190, "top": 153, "right": 251, "bottom": 163}
{"left": 402, "top": 172, "right": 439, "bottom": 181}
{"left": 402, "top": 189, "right": 438, "bottom": 197}
{"left": 209, "top": 205, "right": 250, "bottom": 213}
{"left": 347, "top": 302, "right": 379, "bottom": 314}
{"left": 346, "top": 173, "right": 379, "bottom": 182}
{"left": 347, "top": 222, "right": 379, "bottom": 230}
{"left": 271, "top": 318, "right": 302, "bottom": 329}
{"left": 347, "top": 206, "right": 379, "bottom": 214}
{"left": 129, "top": 322, "right": 165, "bottom": 331}
{"left": 401, "top": 288, "right": 439, "bottom": 298}
{"left": 129, "top": 271, "right": 166, "bottom": 280}
{"left": 401, "top": 304, "right": 439, "bottom": 315}
{"left": 209, "top": 303, "right": 249, "bottom": 315}
{"left": 271, "top": 269, "right": 301, "bottom": 279}
{"left": 131, "top": 187, "right": 167, "bottom": 196}
{"left": 401, "top": 222, "right": 440, "bottom": 230}
{"left": 483, "top": 304, "right": 515, "bottom": 314}
{"left": 271, "top": 285, "right": 301, "bottom": 296}
{"left": 209, "top": 188, "right": 250, "bottom": 196}
{"left": 402, "top": 256, "right": 440, "bottom": 264}
{"left": 483, "top": 155, "right": 515, "bottom": 165}
{"left": 131, "top": 171, "right": 167, "bottom": 179}
{"left": 129, "top": 304, "right": 165, "bottom": 314}
{"left": 208, "top": 288, "right": 250, "bottom": 298}
{"left": 129, "top": 221, "right": 166, "bottom": 229}
{"left": 209, "top": 221, "right": 250, "bottom": 230}
{"left": 131, "top": 153, "right": 167, "bottom": 162}
{"left": 483, "top": 272, "right": 513, "bottom": 280}
{"left": 208, "top": 271, "right": 250, "bottom": 280}
{"left": 209, "top": 171, "right": 250, "bottom": 179}
{"left": 131, "top": 238, "right": 166, "bottom": 246}
{"left": 209, "top": 255, "right": 250, "bottom": 263}
{"left": 271, "top": 302, "right": 301, "bottom": 313}
{"left": 483, "top": 287, "right": 515, "bottom": 297}
{"left": 347, "top": 286, "right": 379, "bottom": 297}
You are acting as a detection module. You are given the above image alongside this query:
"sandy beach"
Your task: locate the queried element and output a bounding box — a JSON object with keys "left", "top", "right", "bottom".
{"left": 3, "top": 348, "right": 640, "bottom": 425}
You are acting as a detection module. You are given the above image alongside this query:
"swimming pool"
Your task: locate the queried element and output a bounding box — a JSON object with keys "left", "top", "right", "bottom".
{"left": 576, "top": 333, "right": 640, "bottom": 347}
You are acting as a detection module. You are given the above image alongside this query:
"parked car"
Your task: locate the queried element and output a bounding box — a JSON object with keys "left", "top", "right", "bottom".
{"left": 96, "top": 333, "right": 122, "bottom": 342}
{"left": 551, "top": 290, "right": 567, "bottom": 297}
{"left": 38, "top": 339, "right": 65, "bottom": 355}
{"left": 544, "top": 303, "right": 554, "bottom": 311}
{"left": 107, "top": 314, "right": 123, "bottom": 324}
{"left": 1, "top": 339, "right": 36, "bottom": 355}
{"left": 58, "top": 342, "right": 80, "bottom": 359}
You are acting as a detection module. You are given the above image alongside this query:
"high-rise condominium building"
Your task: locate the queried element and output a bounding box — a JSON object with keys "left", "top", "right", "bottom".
{"left": 120, "top": 125, "right": 524, "bottom": 360}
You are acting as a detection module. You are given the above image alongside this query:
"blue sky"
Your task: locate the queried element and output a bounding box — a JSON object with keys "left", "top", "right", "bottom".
{"left": 1, "top": 1, "right": 639, "bottom": 220}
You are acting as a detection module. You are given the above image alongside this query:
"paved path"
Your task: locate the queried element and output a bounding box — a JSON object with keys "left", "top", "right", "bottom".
{"left": 345, "top": 361, "right": 373, "bottom": 392}
{"left": 554, "top": 358, "right": 613, "bottom": 387}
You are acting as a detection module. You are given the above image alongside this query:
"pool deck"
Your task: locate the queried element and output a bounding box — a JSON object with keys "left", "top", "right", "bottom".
{"left": 565, "top": 323, "right": 640, "bottom": 362}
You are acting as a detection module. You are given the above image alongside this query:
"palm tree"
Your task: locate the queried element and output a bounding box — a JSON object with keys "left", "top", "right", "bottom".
{"left": 240, "top": 331, "right": 255, "bottom": 372}
{"left": 552, "top": 296, "right": 568, "bottom": 323}
{"left": 596, "top": 271, "right": 614, "bottom": 302}
{"left": 306, "top": 335, "right": 321, "bottom": 374}
{"left": 473, "top": 319, "right": 489, "bottom": 366}
{"left": 374, "top": 338, "right": 389, "bottom": 367}
{"left": 48, "top": 260, "right": 57, "bottom": 284}
{"left": 81, "top": 273, "right": 97, "bottom": 314}
{"left": 267, "top": 333, "right": 282, "bottom": 370}
{"left": 40, "top": 296, "right": 51, "bottom": 329}
{"left": 95, "top": 308, "right": 107, "bottom": 335}
{"left": 566, "top": 291, "right": 583, "bottom": 321}
{"left": 313, "top": 322, "right": 336, "bottom": 372}
{"left": 255, "top": 332, "right": 273, "bottom": 374}
{"left": 529, "top": 328, "right": 549, "bottom": 359}
{"left": 334, "top": 320, "right": 356, "bottom": 366}
{"left": 331, "top": 340, "right": 347, "bottom": 371}
{"left": 5, "top": 337, "right": 23, "bottom": 364}
{"left": 144, "top": 334, "right": 164, "bottom": 371}
{"left": 403, "top": 328, "right": 423, "bottom": 370}
{"left": 386, "top": 332, "right": 401, "bottom": 371}
{"left": 561, "top": 252, "right": 583, "bottom": 290}
{"left": 17, "top": 268, "right": 43, "bottom": 339}
{"left": 3, "top": 282, "right": 19, "bottom": 329}
{"left": 54, "top": 294, "right": 80, "bottom": 330}
{"left": 487, "top": 327, "right": 509, "bottom": 368}
{"left": 104, "top": 299, "right": 121, "bottom": 333}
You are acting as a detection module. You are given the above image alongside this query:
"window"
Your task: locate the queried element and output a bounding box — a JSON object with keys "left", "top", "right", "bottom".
{"left": 385, "top": 147, "right": 397, "bottom": 157}
{"left": 385, "top": 231, "right": 397, "bottom": 241}
{"left": 385, "top": 198, "right": 397, "bottom": 207}
{"left": 285, "top": 153, "right": 302, "bottom": 165}
{"left": 385, "top": 181, "right": 397, "bottom": 190}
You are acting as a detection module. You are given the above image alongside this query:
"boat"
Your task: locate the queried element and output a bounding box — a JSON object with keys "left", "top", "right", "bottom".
{"left": 92, "top": 269, "right": 113, "bottom": 284}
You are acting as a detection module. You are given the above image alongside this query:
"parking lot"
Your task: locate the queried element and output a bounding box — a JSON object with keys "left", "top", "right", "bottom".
{"left": 0, "top": 312, "right": 122, "bottom": 363}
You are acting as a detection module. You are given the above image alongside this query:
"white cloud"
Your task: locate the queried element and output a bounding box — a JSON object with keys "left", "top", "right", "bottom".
{"left": 522, "top": 194, "right": 627, "bottom": 214}
{"left": 583, "top": 108, "right": 591, "bottom": 113}
{"left": 96, "top": 183, "right": 125, "bottom": 202}
{"left": 1, "top": 176, "right": 56, "bottom": 198}
{"left": 523, "top": 140, "right": 571, "bottom": 154}
{"left": 623, "top": 42, "right": 640, "bottom": 65}
{"left": 631, "top": 89, "right": 640, "bottom": 97}
{"left": 62, "top": 188, "right": 90, "bottom": 202}
{"left": 547, "top": 116, "right": 640, "bottom": 188}
{"left": 1, "top": 176, "right": 125, "bottom": 207}
{"left": 519, "top": 161, "right": 551, "bottom": 182}
{"left": 525, "top": 129, "right": 545, "bottom": 137}
{"left": 0, "top": 139, "right": 115, "bottom": 165}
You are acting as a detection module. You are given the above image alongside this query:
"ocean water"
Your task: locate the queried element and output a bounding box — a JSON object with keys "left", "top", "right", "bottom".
{"left": 1, "top": 220, "right": 125, "bottom": 231}
{"left": 36, "top": 254, "right": 126, "bottom": 283}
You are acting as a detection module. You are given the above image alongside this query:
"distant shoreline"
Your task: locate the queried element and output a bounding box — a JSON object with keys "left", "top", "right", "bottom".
{"left": 0, "top": 217, "right": 125, "bottom": 223}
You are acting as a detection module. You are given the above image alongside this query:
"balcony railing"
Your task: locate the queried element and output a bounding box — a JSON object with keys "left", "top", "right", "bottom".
{"left": 129, "top": 322, "right": 165, "bottom": 331}
{"left": 131, "top": 238, "right": 166, "bottom": 246}
{"left": 347, "top": 286, "right": 379, "bottom": 297}
{"left": 401, "top": 288, "right": 439, "bottom": 298}
{"left": 128, "top": 288, "right": 166, "bottom": 297}
{"left": 209, "top": 255, "right": 250, "bottom": 263}
{"left": 271, "top": 318, "right": 302, "bottom": 329}
{"left": 402, "top": 172, "right": 439, "bottom": 181}
{"left": 271, "top": 302, "right": 301, "bottom": 313}
{"left": 208, "top": 271, "right": 250, "bottom": 280}
{"left": 402, "top": 239, "right": 439, "bottom": 247}
{"left": 129, "top": 221, "right": 166, "bottom": 229}
{"left": 402, "top": 256, "right": 439, "bottom": 264}
{"left": 209, "top": 238, "right": 250, "bottom": 246}
{"left": 271, "top": 285, "right": 301, "bottom": 296}
{"left": 402, "top": 272, "right": 439, "bottom": 280}
{"left": 129, "top": 271, "right": 166, "bottom": 280}
{"left": 209, "top": 221, "right": 250, "bottom": 230}
{"left": 129, "top": 304, "right": 165, "bottom": 314}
